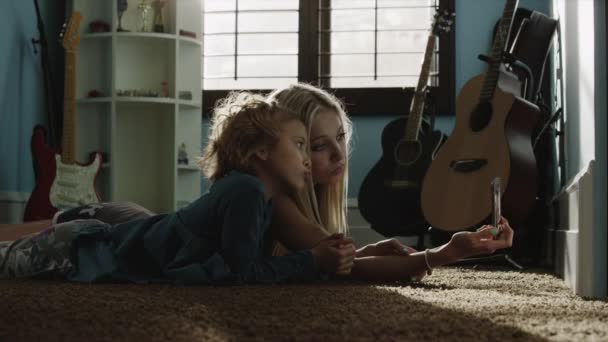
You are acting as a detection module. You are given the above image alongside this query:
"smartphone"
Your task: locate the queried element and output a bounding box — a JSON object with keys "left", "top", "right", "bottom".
{"left": 491, "top": 177, "right": 501, "bottom": 237}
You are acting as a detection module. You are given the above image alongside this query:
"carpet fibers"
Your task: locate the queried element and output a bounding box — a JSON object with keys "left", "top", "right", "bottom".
{"left": 1, "top": 267, "right": 606, "bottom": 341}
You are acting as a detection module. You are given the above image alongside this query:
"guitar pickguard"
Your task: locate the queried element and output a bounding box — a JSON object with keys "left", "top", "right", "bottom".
{"left": 49, "top": 153, "right": 102, "bottom": 210}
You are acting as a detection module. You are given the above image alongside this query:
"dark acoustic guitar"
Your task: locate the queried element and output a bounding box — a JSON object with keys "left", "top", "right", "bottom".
{"left": 421, "top": 0, "right": 540, "bottom": 231}
{"left": 358, "top": 10, "right": 453, "bottom": 237}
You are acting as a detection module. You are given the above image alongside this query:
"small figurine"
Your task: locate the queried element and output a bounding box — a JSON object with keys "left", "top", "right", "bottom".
{"left": 137, "top": 0, "right": 152, "bottom": 32}
{"left": 161, "top": 81, "right": 168, "bottom": 97}
{"left": 178, "top": 143, "right": 189, "bottom": 165}
{"left": 117, "top": 0, "right": 129, "bottom": 32}
{"left": 152, "top": 0, "right": 166, "bottom": 33}
{"left": 178, "top": 90, "right": 192, "bottom": 100}
{"left": 90, "top": 20, "right": 110, "bottom": 33}
{"left": 179, "top": 29, "right": 197, "bottom": 39}
{"left": 87, "top": 89, "right": 104, "bottom": 98}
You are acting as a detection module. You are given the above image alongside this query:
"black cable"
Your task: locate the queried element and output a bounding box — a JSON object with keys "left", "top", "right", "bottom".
{"left": 533, "top": 106, "right": 563, "bottom": 151}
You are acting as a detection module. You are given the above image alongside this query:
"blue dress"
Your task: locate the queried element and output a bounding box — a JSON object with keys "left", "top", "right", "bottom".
{"left": 66, "top": 171, "right": 319, "bottom": 285}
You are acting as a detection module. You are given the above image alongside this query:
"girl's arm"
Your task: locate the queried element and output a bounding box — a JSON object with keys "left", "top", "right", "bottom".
{"left": 270, "top": 196, "right": 402, "bottom": 258}
{"left": 351, "top": 224, "right": 514, "bottom": 281}
{"left": 270, "top": 193, "right": 332, "bottom": 250}
{"left": 270, "top": 195, "right": 426, "bottom": 279}
{"left": 270, "top": 195, "right": 514, "bottom": 281}
{"left": 351, "top": 245, "right": 452, "bottom": 281}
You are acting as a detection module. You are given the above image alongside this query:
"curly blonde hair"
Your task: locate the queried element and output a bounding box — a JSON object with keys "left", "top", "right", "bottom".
{"left": 198, "top": 91, "right": 294, "bottom": 181}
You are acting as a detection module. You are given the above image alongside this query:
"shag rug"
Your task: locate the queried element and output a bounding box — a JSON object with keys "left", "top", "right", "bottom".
{"left": 1, "top": 267, "right": 606, "bottom": 342}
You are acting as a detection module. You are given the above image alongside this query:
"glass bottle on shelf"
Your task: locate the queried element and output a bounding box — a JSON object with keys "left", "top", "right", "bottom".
{"left": 178, "top": 143, "right": 189, "bottom": 165}
{"left": 117, "top": 0, "right": 129, "bottom": 32}
{"left": 152, "top": 0, "right": 166, "bottom": 33}
{"left": 137, "top": 0, "right": 152, "bottom": 32}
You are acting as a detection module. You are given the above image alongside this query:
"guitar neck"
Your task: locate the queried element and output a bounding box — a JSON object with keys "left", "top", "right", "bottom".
{"left": 62, "top": 50, "right": 76, "bottom": 165}
{"left": 479, "top": 0, "right": 519, "bottom": 103}
{"left": 404, "top": 30, "right": 437, "bottom": 142}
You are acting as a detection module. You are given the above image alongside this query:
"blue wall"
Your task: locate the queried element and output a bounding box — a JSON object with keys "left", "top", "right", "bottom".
{"left": 0, "top": 1, "right": 63, "bottom": 193}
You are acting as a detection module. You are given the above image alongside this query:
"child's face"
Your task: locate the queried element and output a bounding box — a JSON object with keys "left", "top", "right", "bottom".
{"left": 266, "top": 119, "right": 311, "bottom": 191}
{"left": 309, "top": 110, "right": 346, "bottom": 186}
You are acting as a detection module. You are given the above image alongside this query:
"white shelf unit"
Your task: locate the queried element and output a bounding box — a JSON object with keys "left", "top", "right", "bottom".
{"left": 71, "top": 0, "right": 202, "bottom": 213}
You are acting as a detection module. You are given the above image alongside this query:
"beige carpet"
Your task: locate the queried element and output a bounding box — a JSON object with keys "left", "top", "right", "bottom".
{"left": 1, "top": 267, "right": 606, "bottom": 342}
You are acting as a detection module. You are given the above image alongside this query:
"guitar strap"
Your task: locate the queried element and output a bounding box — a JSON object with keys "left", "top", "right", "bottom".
{"left": 31, "top": 0, "right": 62, "bottom": 149}
{"left": 424, "top": 87, "right": 438, "bottom": 132}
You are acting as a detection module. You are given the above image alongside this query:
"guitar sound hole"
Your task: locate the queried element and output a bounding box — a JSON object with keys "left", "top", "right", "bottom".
{"left": 394, "top": 140, "right": 421, "bottom": 166}
{"left": 449, "top": 158, "right": 487, "bottom": 172}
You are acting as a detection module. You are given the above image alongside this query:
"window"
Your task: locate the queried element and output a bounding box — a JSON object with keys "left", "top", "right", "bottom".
{"left": 202, "top": 0, "right": 455, "bottom": 116}
{"left": 202, "top": 0, "right": 299, "bottom": 90}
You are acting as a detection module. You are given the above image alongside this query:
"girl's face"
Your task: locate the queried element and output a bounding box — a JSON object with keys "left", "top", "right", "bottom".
{"left": 265, "top": 119, "right": 311, "bottom": 191}
{"left": 309, "top": 110, "right": 346, "bottom": 186}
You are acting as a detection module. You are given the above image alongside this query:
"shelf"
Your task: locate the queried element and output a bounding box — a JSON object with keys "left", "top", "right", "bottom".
{"left": 115, "top": 97, "right": 177, "bottom": 105}
{"left": 81, "top": 33, "right": 113, "bottom": 40}
{"left": 81, "top": 32, "right": 196, "bottom": 44}
{"left": 73, "top": 0, "right": 202, "bottom": 212}
{"left": 178, "top": 36, "right": 202, "bottom": 46}
{"left": 116, "top": 32, "right": 177, "bottom": 41}
{"left": 178, "top": 100, "right": 202, "bottom": 108}
{"left": 77, "top": 97, "right": 112, "bottom": 104}
{"left": 77, "top": 97, "right": 194, "bottom": 106}
{"left": 178, "top": 164, "right": 199, "bottom": 171}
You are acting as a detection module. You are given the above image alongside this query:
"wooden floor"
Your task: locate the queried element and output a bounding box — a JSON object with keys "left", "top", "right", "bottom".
{"left": 0, "top": 220, "right": 51, "bottom": 241}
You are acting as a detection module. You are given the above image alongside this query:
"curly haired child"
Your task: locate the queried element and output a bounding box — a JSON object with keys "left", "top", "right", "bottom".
{"left": 0, "top": 92, "right": 355, "bottom": 284}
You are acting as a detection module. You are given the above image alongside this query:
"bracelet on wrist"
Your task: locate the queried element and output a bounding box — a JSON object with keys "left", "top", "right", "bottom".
{"left": 424, "top": 248, "right": 433, "bottom": 275}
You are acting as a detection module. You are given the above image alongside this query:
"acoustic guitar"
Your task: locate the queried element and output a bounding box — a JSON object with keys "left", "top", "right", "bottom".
{"left": 357, "top": 10, "right": 453, "bottom": 237}
{"left": 24, "top": 12, "right": 102, "bottom": 221}
{"left": 421, "top": 0, "right": 540, "bottom": 231}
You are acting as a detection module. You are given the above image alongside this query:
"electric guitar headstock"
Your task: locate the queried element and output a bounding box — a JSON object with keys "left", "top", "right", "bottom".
{"left": 60, "top": 11, "right": 83, "bottom": 52}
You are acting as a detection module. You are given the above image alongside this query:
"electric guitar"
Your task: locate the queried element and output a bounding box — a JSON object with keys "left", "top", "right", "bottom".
{"left": 24, "top": 12, "right": 102, "bottom": 221}
{"left": 421, "top": 0, "right": 540, "bottom": 231}
{"left": 357, "top": 10, "right": 453, "bottom": 237}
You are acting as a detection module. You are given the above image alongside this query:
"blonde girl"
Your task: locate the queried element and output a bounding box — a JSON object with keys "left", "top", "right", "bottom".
{"left": 267, "top": 83, "right": 515, "bottom": 281}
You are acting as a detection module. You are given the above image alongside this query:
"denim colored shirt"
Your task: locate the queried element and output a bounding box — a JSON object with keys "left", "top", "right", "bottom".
{"left": 68, "top": 171, "right": 319, "bottom": 285}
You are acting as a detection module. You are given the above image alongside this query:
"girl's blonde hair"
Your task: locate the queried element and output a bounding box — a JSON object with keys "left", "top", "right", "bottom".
{"left": 267, "top": 83, "right": 353, "bottom": 236}
{"left": 198, "top": 91, "right": 293, "bottom": 181}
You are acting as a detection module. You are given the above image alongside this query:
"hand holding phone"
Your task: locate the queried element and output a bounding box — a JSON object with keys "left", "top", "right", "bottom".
{"left": 491, "top": 177, "right": 501, "bottom": 238}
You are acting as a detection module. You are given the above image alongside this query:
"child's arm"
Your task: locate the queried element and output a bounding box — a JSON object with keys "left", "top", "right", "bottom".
{"left": 220, "top": 184, "right": 330, "bottom": 283}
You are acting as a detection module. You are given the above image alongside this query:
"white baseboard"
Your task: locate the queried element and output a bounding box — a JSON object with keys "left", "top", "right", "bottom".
{"left": 553, "top": 161, "right": 605, "bottom": 299}
{"left": 554, "top": 228, "right": 579, "bottom": 292}
{"left": 0, "top": 191, "right": 29, "bottom": 224}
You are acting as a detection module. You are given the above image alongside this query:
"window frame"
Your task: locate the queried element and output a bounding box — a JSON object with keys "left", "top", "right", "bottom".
{"left": 202, "top": 0, "right": 455, "bottom": 117}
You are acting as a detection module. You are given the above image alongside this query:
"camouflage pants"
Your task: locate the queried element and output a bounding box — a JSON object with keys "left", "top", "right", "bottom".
{"left": 0, "top": 219, "right": 108, "bottom": 279}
